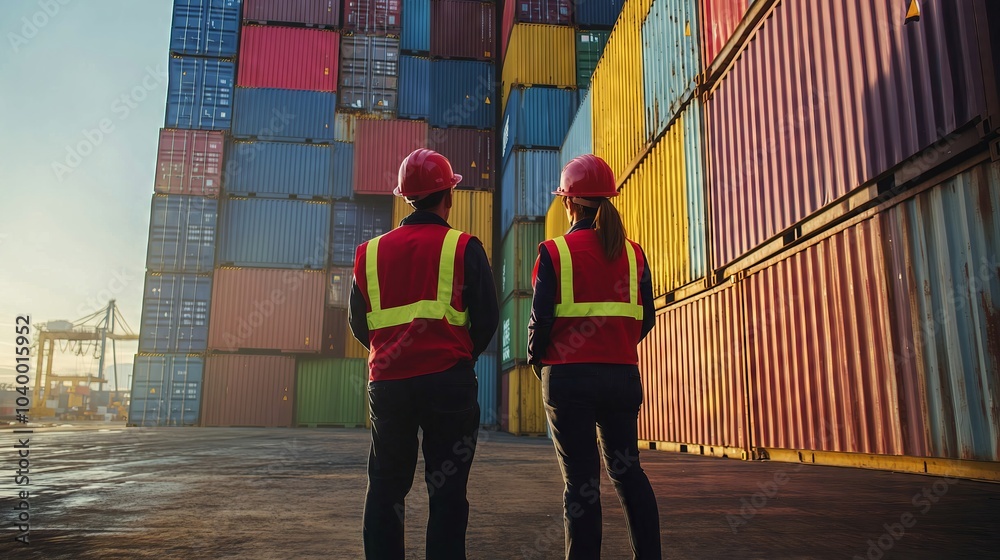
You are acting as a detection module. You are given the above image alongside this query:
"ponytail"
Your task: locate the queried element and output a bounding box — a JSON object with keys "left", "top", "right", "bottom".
{"left": 594, "top": 198, "right": 627, "bottom": 261}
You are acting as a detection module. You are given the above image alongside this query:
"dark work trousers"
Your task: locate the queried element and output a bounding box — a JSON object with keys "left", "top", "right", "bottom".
{"left": 363, "top": 366, "right": 481, "bottom": 560}
{"left": 542, "top": 363, "right": 662, "bottom": 560}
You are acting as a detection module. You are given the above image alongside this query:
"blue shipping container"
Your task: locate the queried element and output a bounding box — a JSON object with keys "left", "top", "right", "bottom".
{"left": 226, "top": 141, "right": 337, "bottom": 199}
{"left": 574, "top": 0, "right": 625, "bottom": 27}
{"left": 684, "top": 100, "right": 706, "bottom": 282}
{"left": 129, "top": 354, "right": 204, "bottom": 427}
{"left": 501, "top": 149, "right": 561, "bottom": 233}
{"left": 170, "top": 0, "right": 242, "bottom": 58}
{"left": 332, "top": 142, "right": 355, "bottom": 200}
{"left": 147, "top": 194, "right": 218, "bottom": 274}
{"left": 642, "top": 0, "right": 701, "bottom": 140}
{"left": 502, "top": 86, "right": 579, "bottom": 166}
{"left": 476, "top": 352, "right": 498, "bottom": 427}
{"left": 139, "top": 273, "right": 212, "bottom": 353}
{"left": 218, "top": 198, "right": 331, "bottom": 268}
{"left": 430, "top": 60, "right": 495, "bottom": 130}
{"left": 398, "top": 56, "right": 432, "bottom": 120}
{"left": 402, "top": 0, "right": 430, "bottom": 53}
{"left": 331, "top": 198, "right": 394, "bottom": 266}
{"left": 166, "top": 57, "right": 235, "bottom": 130}
{"left": 560, "top": 90, "right": 593, "bottom": 170}
{"left": 232, "top": 88, "right": 337, "bottom": 142}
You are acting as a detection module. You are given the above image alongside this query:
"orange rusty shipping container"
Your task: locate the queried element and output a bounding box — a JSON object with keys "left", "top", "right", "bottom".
{"left": 353, "top": 119, "right": 428, "bottom": 195}
{"left": 202, "top": 355, "right": 296, "bottom": 427}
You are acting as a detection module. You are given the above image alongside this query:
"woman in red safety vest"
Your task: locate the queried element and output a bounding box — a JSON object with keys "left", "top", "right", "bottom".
{"left": 528, "top": 154, "right": 662, "bottom": 560}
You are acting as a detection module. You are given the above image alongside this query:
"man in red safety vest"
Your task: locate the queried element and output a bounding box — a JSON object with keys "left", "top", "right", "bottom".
{"left": 350, "top": 148, "right": 499, "bottom": 560}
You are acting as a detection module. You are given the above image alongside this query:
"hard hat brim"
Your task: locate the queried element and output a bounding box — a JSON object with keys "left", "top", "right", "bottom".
{"left": 394, "top": 174, "right": 463, "bottom": 198}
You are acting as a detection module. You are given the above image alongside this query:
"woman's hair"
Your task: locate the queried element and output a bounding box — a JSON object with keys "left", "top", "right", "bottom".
{"left": 576, "top": 197, "right": 627, "bottom": 261}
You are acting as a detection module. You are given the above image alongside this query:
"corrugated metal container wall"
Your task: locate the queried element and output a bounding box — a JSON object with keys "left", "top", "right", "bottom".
{"left": 346, "top": 331, "right": 369, "bottom": 359}
{"left": 428, "top": 128, "right": 495, "bottom": 190}
{"left": 208, "top": 268, "right": 326, "bottom": 352}
{"left": 559, "top": 90, "right": 592, "bottom": 170}
{"left": 402, "top": 0, "right": 430, "bottom": 53}
{"left": 233, "top": 88, "right": 337, "bottom": 142}
{"left": 139, "top": 273, "right": 212, "bottom": 353}
{"left": 243, "top": 0, "right": 341, "bottom": 27}
{"left": 501, "top": 24, "right": 576, "bottom": 109}
{"left": 154, "top": 129, "right": 225, "bottom": 197}
{"left": 354, "top": 120, "right": 428, "bottom": 195}
{"left": 225, "top": 141, "right": 337, "bottom": 199}
{"left": 573, "top": 0, "right": 625, "bottom": 27}
{"left": 166, "top": 57, "right": 235, "bottom": 131}
{"left": 237, "top": 26, "right": 340, "bottom": 92}
{"left": 544, "top": 198, "right": 570, "bottom": 241}
{"left": 642, "top": 0, "right": 699, "bottom": 139}
{"left": 591, "top": 0, "right": 652, "bottom": 180}
{"left": 476, "top": 352, "right": 498, "bottom": 427}
{"left": 328, "top": 266, "right": 354, "bottom": 307}
{"left": 637, "top": 283, "right": 747, "bottom": 451}
{"left": 504, "top": 366, "right": 546, "bottom": 435}
{"left": 882, "top": 161, "right": 1000, "bottom": 462}
{"left": 615, "top": 101, "right": 705, "bottom": 296}
{"left": 431, "top": 1, "right": 495, "bottom": 61}
{"left": 129, "top": 355, "right": 203, "bottom": 427}
{"left": 746, "top": 216, "right": 906, "bottom": 456}
{"left": 202, "top": 355, "right": 295, "bottom": 427}
{"left": 500, "top": 295, "right": 533, "bottom": 369}
{"left": 217, "top": 199, "right": 331, "bottom": 268}
{"left": 343, "top": 0, "right": 402, "bottom": 35}
{"left": 170, "top": 0, "right": 242, "bottom": 58}
{"left": 296, "top": 358, "right": 369, "bottom": 426}
{"left": 147, "top": 195, "right": 218, "bottom": 274}
{"left": 501, "top": 0, "right": 572, "bottom": 60}
{"left": 700, "top": 0, "right": 751, "bottom": 70}
{"left": 398, "top": 56, "right": 432, "bottom": 120}
{"left": 500, "top": 221, "right": 545, "bottom": 301}
{"left": 707, "top": 0, "right": 987, "bottom": 270}
{"left": 430, "top": 60, "right": 496, "bottom": 130}
{"left": 502, "top": 87, "right": 579, "bottom": 165}
{"left": 391, "top": 190, "right": 494, "bottom": 259}
{"left": 331, "top": 198, "right": 395, "bottom": 265}
{"left": 575, "top": 30, "right": 610, "bottom": 89}
{"left": 339, "top": 35, "right": 400, "bottom": 113}
{"left": 335, "top": 113, "right": 358, "bottom": 142}
{"left": 332, "top": 142, "right": 354, "bottom": 199}
{"left": 500, "top": 149, "right": 561, "bottom": 233}
{"left": 322, "top": 308, "right": 348, "bottom": 356}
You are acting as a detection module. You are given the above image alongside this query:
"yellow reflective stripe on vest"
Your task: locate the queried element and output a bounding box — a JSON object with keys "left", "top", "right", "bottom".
{"left": 552, "top": 235, "right": 643, "bottom": 320}
{"left": 365, "top": 229, "right": 470, "bottom": 330}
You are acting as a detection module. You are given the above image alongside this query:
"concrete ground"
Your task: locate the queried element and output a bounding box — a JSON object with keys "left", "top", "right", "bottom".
{"left": 1, "top": 424, "right": 998, "bottom": 559}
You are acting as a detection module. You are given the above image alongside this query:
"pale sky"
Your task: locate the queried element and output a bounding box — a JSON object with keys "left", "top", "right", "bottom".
{"left": 0, "top": 0, "right": 173, "bottom": 383}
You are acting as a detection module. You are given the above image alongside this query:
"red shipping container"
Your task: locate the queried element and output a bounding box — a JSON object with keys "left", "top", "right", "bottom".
{"left": 353, "top": 119, "right": 428, "bottom": 195}
{"left": 427, "top": 128, "right": 495, "bottom": 190}
{"left": 154, "top": 129, "right": 224, "bottom": 197}
{"left": 322, "top": 308, "right": 349, "bottom": 356}
{"left": 202, "top": 355, "right": 295, "bottom": 427}
{"left": 700, "top": 0, "right": 751, "bottom": 70}
{"left": 501, "top": 0, "right": 571, "bottom": 61}
{"left": 431, "top": 1, "right": 495, "bottom": 61}
{"left": 208, "top": 268, "right": 326, "bottom": 353}
{"left": 243, "top": 0, "right": 341, "bottom": 27}
{"left": 343, "top": 0, "right": 402, "bottom": 35}
{"left": 238, "top": 26, "right": 340, "bottom": 92}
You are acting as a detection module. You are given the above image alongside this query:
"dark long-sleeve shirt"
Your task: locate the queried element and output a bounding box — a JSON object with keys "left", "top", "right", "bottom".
{"left": 349, "top": 210, "right": 500, "bottom": 359}
{"left": 527, "top": 218, "right": 656, "bottom": 364}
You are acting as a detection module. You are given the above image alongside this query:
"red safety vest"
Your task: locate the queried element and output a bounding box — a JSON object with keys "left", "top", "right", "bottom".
{"left": 536, "top": 229, "right": 645, "bottom": 365}
{"left": 354, "top": 224, "right": 475, "bottom": 381}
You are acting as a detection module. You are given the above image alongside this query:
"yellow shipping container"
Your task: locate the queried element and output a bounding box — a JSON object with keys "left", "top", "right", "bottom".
{"left": 502, "top": 24, "right": 576, "bottom": 111}
{"left": 505, "top": 366, "right": 547, "bottom": 435}
{"left": 615, "top": 110, "right": 691, "bottom": 297}
{"left": 345, "top": 331, "right": 368, "bottom": 360}
{"left": 544, "top": 197, "right": 570, "bottom": 241}
{"left": 391, "top": 189, "right": 494, "bottom": 261}
{"left": 591, "top": 0, "right": 654, "bottom": 181}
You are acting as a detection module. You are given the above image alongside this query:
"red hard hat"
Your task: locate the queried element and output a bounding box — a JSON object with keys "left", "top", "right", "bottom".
{"left": 552, "top": 154, "right": 619, "bottom": 199}
{"left": 394, "top": 149, "right": 463, "bottom": 198}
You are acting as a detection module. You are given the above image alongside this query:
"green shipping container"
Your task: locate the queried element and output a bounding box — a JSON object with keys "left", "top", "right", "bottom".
{"left": 576, "top": 30, "right": 611, "bottom": 89}
{"left": 296, "top": 358, "right": 369, "bottom": 427}
{"left": 500, "top": 294, "right": 533, "bottom": 370}
{"left": 500, "top": 221, "right": 545, "bottom": 301}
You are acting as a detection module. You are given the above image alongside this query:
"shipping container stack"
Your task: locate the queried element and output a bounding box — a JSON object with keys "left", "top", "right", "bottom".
{"left": 130, "top": 0, "right": 242, "bottom": 427}
{"left": 551, "top": 0, "right": 1000, "bottom": 475}
{"left": 497, "top": 0, "right": 623, "bottom": 435}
